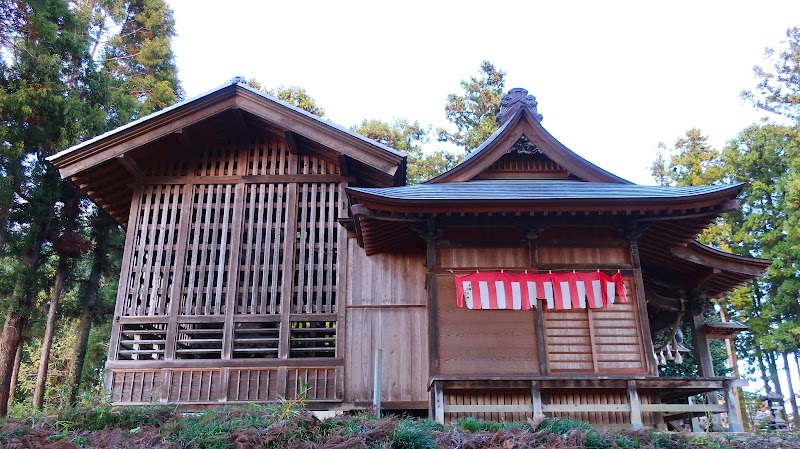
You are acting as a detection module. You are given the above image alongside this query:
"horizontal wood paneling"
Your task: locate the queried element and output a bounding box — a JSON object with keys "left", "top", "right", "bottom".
{"left": 438, "top": 247, "right": 528, "bottom": 269}
{"left": 345, "top": 307, "right": 428, "bottom": 403}
{"left": 543, "top": 275, "right": 645, "bottom": 374}
{"left": 538, "top": 246, "right": 629, "bottom": 265}
{"left": 436, "top": 274, "right": 539, "bottom": 376}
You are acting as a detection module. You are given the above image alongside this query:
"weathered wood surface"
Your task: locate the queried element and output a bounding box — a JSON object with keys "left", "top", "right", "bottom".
{"left": 436, "top": 276, "right": 540, "bottom": 376}
{"left": 344, "top": 242, "right": 428, "bottom": 405}
{"left": 107, "top": 133, "right": 348, "bottom": 404}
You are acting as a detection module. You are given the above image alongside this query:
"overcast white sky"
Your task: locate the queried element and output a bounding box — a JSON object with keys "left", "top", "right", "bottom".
{"left": 168, "top": 1, "right": 800, "bottom": 186}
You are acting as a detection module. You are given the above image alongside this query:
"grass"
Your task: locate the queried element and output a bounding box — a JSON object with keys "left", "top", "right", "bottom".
{"left": 0, "top": 403, "right": 799, "bottom": 449}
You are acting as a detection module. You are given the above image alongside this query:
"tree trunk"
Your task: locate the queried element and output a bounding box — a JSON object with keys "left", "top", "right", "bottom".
{"left": 783, "top": 352, "right": 799, "bottom": 428}
{"left": 754, "top": 338, "right": 771, "bottom": 393}
{"left": 0, "top": 313, "right": 27, "bottom": 415}
{"left": 8, "top": 334, "right": 23, "bottom": 404}
{"left": 32, "top": 256, "right": 68, "bottom": 409}
{"left": 0, "top": 205, "right": 9, "bottom": 258}
{"left": 768, "top": 351, "right": 784, "bottom": 397}
{"left": 68, "top": 211, "right": 113, "bottom": 405}
{"left": 68, "top": 305, "right": 94, "bottom": 405}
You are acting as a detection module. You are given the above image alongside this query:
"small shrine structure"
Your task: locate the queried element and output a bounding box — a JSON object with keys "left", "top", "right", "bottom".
{"left": 48, "top": 81, "right": 770, "bottom": 430}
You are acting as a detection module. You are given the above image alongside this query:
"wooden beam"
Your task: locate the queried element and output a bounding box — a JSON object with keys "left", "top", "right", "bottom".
{"left": 58, "top": 95, "right": 238, "bottom": 178}
{"left": 670, "top": 244, "right": 768, "bottom": 276}
{"left": 231, "top": 109, "right": 249, "bottom": 135}
{"left": 284, "top": 129, "right": 298, "bottom": 154}
{"left": 115, "top": 154, "right": 146, "bottom": 179}
{"left": 173, "top": 128, "right": 194, "bottom": 150}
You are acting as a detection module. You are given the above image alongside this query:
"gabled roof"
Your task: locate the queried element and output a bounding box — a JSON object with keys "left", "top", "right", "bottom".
{"left": 345, "top": 87, "right": 771, "bottom": 298}
{"left": 49, "top": 78, "right": 405, "bottom": 177}
{"left": 47, "top": 78, "right": 407, "bottom": 225}
{"left": 428, "top": 88, "right": 630, "bottom": 184}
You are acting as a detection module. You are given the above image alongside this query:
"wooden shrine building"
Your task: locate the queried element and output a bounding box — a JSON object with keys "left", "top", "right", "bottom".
{"left": 49, "top": 80, "right": 770, "bottom": 430}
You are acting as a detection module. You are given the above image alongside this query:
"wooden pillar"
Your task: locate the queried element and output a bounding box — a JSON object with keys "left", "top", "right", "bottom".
{"left": 627, "top": 380, "right": 643, "bottom": 429}
{"left": 689, "top": 294, "right": 722, "bottom": 429}
{"left": 418, "top": 220, "right": 440, "bottom": 377}
{"left": 689, "top": 297, "right": 715, "bottom": 377}
{"left": 526, "top": 228, "right": 548, "bottom": 375}
{"left": 433, "top": 380, "right": 444, "bottom": 424}
{"left": 626, "top": 226, "right": 658, "bottom": 375}
{"left": 723, "top": 380, "right": 744, "bottom": 432}
{"left": 531, "top": 381, "right": 544, "bottom": 419}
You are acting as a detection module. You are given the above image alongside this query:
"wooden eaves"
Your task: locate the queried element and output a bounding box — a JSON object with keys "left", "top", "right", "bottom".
{"left": 47, "top": 78, "right": 407, "bottom": 227}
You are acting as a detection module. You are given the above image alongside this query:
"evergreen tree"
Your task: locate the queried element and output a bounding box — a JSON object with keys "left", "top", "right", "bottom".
{"left": 103, "top": 0, "right": 183, "bottom": 123}
{"left": 352, "top": 118, "right": 461, "bottom": 184}
{"left": 437, "top": 60, "right": 506, "bottom": 152}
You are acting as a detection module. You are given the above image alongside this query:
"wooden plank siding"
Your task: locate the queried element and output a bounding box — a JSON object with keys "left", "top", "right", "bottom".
{"left": 107, "top": 132, "right": 349, "bottom": 405}
{"left": 433, "top": 228, "right": 649, "bottom": 379}
{"left": 344, "top": 242, "right": 429, "bottom": 406}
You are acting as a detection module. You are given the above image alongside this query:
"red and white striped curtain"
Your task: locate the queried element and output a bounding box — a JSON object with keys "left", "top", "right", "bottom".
{"left": 454, "top": 272, "right": 627, "bottom": 310}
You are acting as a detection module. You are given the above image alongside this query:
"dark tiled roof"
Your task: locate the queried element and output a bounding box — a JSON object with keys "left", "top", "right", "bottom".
{"left": 49, "top": 78, "right": 405, "bottom": 162}
{"left": 349, "top": 181, "right": 745, "bottom": 201}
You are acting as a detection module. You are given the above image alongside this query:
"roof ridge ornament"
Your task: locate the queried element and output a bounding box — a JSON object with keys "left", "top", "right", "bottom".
{"left": 496, "top": 88, "right": 543, "bottom": 124}
{"left": 230, "top": 75, "right": 247, "bottom": 85}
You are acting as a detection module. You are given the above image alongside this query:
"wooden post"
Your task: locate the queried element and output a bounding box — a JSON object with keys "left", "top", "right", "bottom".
{"left": 373, "top": 349, "right": 382, "bottom": 417}
{"left": 723, "top": 380, "right": 744, "bottom": 432}
{"left": 531, "top": 381, "right": 544, "bottom": 419}
{"left": 720, "top": 306, "right": 746, "bottom": 429}
{"left": 690, "top": 303, "right": 715, "bottom": 377}
{"left": 627, "top": 380, "right": 643, "bottom": 429}
{"left": 689, "top": 295, "right": 722, "bottom": 428}
{"left": 433, "top": 380, "right": 444, "bottom": 424}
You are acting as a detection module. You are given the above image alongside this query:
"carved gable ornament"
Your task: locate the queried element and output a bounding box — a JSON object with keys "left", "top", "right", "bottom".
{"left": 508, "top": 135, "right": 541, "bottom": 155}
{"left": 495, "top": 87, "right": 543, "bottom": 124}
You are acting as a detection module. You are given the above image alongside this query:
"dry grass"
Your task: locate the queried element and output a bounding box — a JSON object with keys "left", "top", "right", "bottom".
{"left": 1, "top": 405, "right": 800, "bottom": 449}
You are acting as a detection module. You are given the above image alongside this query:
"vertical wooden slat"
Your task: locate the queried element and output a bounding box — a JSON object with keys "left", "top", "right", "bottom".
{"left": 279, "top": 150, "right": 299, "bottom": 360}
{"left": 223, "top": 183, "right": 245, "bottom": 360}
{"left": 267, "top": 184, "right": 282, "bottom": 314}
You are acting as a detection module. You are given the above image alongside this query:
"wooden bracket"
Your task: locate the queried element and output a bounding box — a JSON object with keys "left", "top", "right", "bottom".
{"left": 116, "top": 154, "right": 145, "bottom": 179}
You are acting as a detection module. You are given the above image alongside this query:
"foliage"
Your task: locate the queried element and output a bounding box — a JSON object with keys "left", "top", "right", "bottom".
{"left": 741, "top": 27, "right": 800, "bottom": 123}
{"left": 246, "top": 78, "right": 326, "bottom": 116}
{"left": 651, "top": 28, "right": 800, "bottom": 400}
{"left": 0, "top": 0, "right": 180, "bottom": 414}
{"left": 103, "top": 0, "right": 184, "bottom": 121}
{"left": 352, "top": 118, "right": 462, "bottom": 184}
{"left": 270, "top": 85, "right": 326, "bottom": 116}
{"left": 656, "top": 322, "right": 730, "bottom": 378}
{"left": 392, "top": 417, "right": 438, "bottom": 449}
{"left": 57, "top": 402, "right": 176, "bottom": 431}
{"left": 437, "top": 60, "right": 506, "bottom": 152}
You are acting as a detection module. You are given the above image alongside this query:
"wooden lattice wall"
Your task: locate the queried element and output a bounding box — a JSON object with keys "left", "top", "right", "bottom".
{"left": 107, "top": 134, "right": 348, "bottom": 405}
